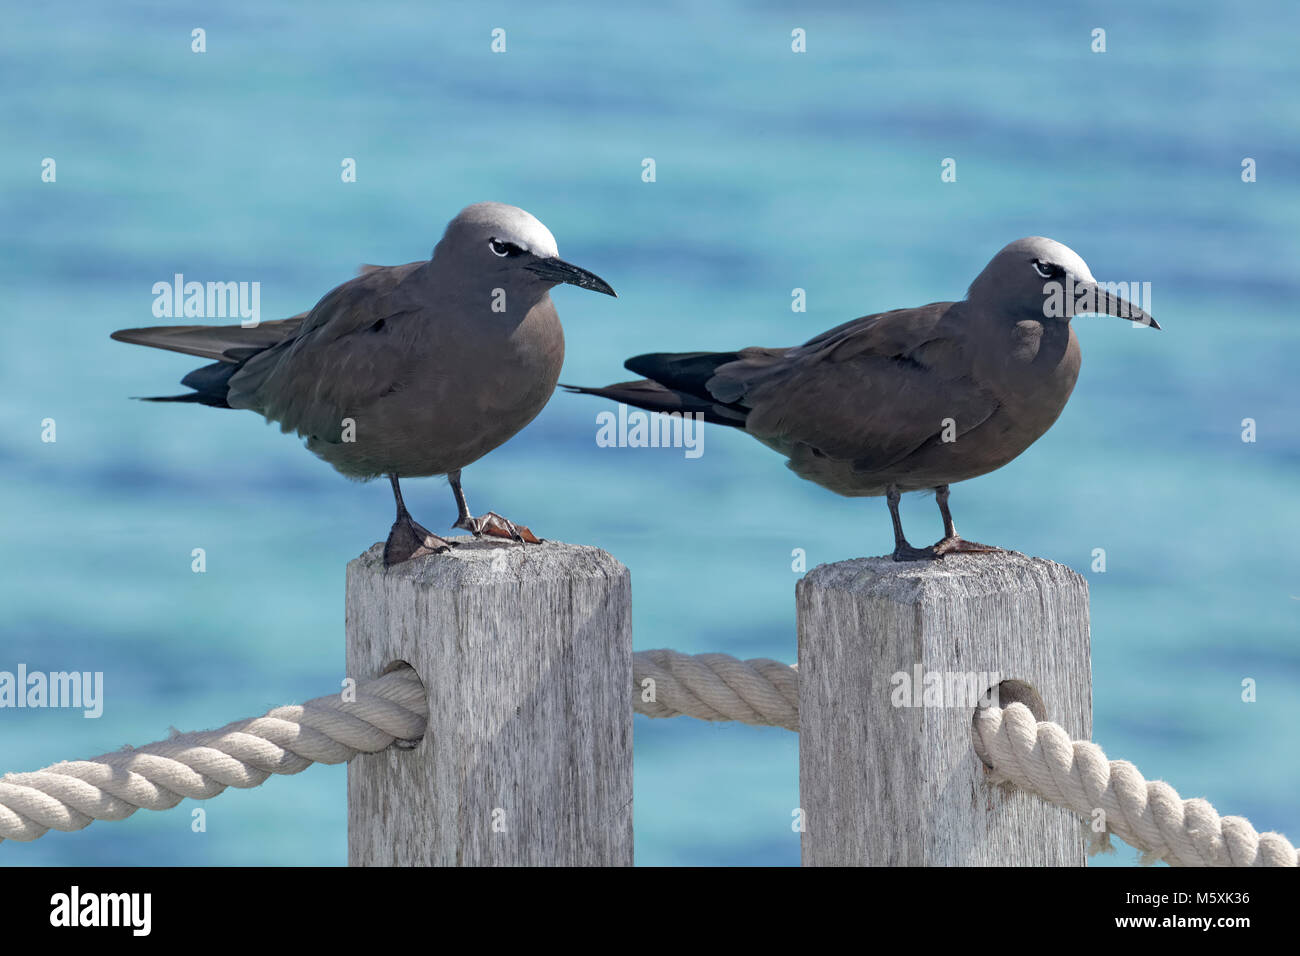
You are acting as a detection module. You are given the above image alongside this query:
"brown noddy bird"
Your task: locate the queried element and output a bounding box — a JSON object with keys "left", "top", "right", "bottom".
{"left": 567, "top": 237, "right": 1158, "bottom": 561}
{"left": 112, "top": 202, "right": 616, "bottom": 566}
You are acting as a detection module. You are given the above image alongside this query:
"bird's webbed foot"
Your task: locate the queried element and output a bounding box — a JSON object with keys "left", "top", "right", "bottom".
{"left": 931, "top": 536, "right": 1005, "bottom": 556}
{"left": 890, "top": 537, "right": 1005, "bottom": 561}
{"left": 384, "top": 515, "right": 457, "bottom": 567}
{"left": 453, "top": 511, "right": 543, "bottom": 544}
{"left": 891, "top": 541, "right": 939, "bottom": 562}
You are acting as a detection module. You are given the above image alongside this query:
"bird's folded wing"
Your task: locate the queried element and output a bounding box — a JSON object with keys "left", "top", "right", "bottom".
{"left": 715, "top": 305, "right": 1000, "bottom": 470}
{"left": 226, "top": 263, "right": 428, "bottom": 443}
{"left": 793, "top": 302, "right": 954, "bottom": 361}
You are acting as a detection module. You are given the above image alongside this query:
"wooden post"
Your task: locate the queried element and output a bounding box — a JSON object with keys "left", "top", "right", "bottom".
{"left": 796, "top": 552, "right": 1091, "bottom": 866}
{"left": 346, "top": 538, "right": 633, "bottom": 866}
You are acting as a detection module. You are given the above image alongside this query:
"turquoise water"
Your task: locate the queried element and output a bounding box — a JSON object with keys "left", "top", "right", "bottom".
{"left": 2, "top": 1, "right": 1297, "bottom": 866}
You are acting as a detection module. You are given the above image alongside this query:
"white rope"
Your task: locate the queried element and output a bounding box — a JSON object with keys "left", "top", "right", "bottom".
{"left": 3, "top": 653, "right": 1292, "bottom": 867}
{"left": 973, "top": 702, "right": 1298, "bottom": 867}
{"left": 632, "top": 654, "right": 1296, "bottom": 866}
{"left": 633, "top": 649, "right": 798, "bottom": 730}
{"left": 0, "top": 667, "right": 425, "bottom": 843}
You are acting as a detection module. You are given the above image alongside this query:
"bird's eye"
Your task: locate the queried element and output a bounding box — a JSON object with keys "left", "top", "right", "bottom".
{"left": 1033, "top": 259, "right": 1062, "bottom": 279}
{"left": 489, "top": 239, "right": 510, "bottom": 257}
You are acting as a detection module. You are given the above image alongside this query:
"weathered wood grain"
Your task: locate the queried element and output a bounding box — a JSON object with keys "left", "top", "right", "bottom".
{"left": 797, "top": 551, "right": 1091, "bottom": 866}
{"left": 346, "top": 537, "right": 633, "bottom": 866}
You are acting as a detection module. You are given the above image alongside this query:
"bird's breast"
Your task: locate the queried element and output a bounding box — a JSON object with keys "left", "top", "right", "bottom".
{"left": 322, "top": 297, "right": 565, "bottom": 478}
{"left": 435, "top": 296, "right": 564, "bottom": 424}
{"left": 981, "top": 319, "right": 1081, "bottom": 443}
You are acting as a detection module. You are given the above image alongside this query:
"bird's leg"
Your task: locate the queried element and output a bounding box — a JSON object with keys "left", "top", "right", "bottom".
{"left": 887, "top": 484, "right": 937, "bottom": 562}
{"left": 383, "top": 473, "right": 455, "bottom": 567}
{"left": 930, "top": 484, "right": 1004, "bottom": 556}
{"left": 448, "top": 470, "right": 543, "bottom": 544}
{"left": 936, "top": 483, "right": 958, "bottom": 539}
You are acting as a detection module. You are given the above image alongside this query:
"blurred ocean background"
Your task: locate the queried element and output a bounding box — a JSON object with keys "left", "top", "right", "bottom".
{"left": 2, "top": 0, "right": 1297, "bottom": 866}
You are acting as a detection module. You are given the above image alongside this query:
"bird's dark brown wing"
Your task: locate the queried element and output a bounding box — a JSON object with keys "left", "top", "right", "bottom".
{"left": 716, "top": 303, "right": 1001, "bottom": 471}
{"left": 225, "top": 261, "right": 429, "bottom": 442}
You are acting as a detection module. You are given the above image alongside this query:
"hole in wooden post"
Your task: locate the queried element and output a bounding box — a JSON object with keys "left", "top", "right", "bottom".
{"left": 380, "top": 659, "right": 424, "bottom": 750}
{"left": 989, "top": 679, "right": 1047, "bottom": 720}
{"left": 972, "top": 678, "right": 1046, "bottom": 768}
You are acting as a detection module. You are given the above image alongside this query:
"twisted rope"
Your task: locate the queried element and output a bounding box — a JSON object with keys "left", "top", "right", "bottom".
{"left": 633, "top": 649, "right": 799, "bottom": 730}
{"left": 631, "top": 655, "right": 1295, "bottom": 866}
{"left": 974, "top": 702, "right": 1298, "bottom": 867}
{"left": 3, "top": 654, "right": 1292, "bottom": 867}
{"left": 0, "top": 667, "right": 425, "bottom": 844}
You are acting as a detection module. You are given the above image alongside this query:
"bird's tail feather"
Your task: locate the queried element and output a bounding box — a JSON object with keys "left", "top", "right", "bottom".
{"left": 561, "top": 379, "right": 748, "bottom": 428}
{"left": 111, "top": 319, "right": 303, "bottom": 408}
{"left": 136, "top": 361, "right": 238, "bottom": 407}
{"left": 622, "top": 351, "right": 742, "bottom": 400}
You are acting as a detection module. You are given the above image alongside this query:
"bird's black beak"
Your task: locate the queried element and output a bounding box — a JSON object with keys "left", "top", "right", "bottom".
{"left": 525, "top": 257, "right": 617, "bottom": 297}
{"left": 1073, "top": 280, "right": 1160, "bottom": 330}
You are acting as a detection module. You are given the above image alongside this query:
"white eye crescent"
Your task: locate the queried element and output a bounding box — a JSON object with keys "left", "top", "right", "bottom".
{"left": 489, "top": 238, "right": 510, "bottom": 257}
{"left": 1032, "top": 259, "right": 1061, "bottom": 279}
